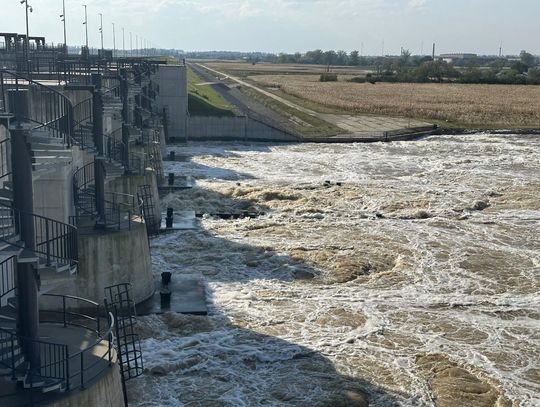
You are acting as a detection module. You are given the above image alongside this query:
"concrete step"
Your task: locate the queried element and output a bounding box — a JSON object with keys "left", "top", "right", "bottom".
{"left": 23, "top": 373, "right": 65, "bottom": 393}
{"left": 0, "top": 354, "right": 25, "bottom": 376}
{"left": 0, "top": 305, "right": 16, "bottom": 322}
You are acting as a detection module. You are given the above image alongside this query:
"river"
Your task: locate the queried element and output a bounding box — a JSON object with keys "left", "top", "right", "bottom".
{"left": 129, "top": 133, "right": 540, "bottom": 407}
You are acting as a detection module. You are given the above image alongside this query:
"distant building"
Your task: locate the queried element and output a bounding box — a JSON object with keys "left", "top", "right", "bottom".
{"left": 438, "top": 53, "right": 478, "bottom": 64}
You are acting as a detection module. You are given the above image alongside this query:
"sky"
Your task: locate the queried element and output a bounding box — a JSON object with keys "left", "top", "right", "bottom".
{"left": 1, "top": 0, "right": 539, "bottom": 55}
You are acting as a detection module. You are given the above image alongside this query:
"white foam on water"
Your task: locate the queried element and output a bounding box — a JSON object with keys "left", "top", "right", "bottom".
{"left": 131, "top": 134, "right": 540, "bottom": 407}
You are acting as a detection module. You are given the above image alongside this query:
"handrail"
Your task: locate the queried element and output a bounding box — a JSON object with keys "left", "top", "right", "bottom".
{"left": 103, "top": 133, "right": 126, "bottom": 165}
{"left": 0, "top": 255, "right": 16, "bottom": 302}
{"left": 0, "top": 200, "right": 78, "bottom": 267}
{"left": 0, "top": 296, "right": 116, "bottom": 393}
{"left": 0, "top": 69, "right": 74, "bottom": 147}
{"left": 72, "top": 162, "right": 142, "bottom": 231}
{"left": 72, "top": 96, "right": 94, "bottom": 150}
{"left": 0, "top": 138, "right": 11, "bottom": 181}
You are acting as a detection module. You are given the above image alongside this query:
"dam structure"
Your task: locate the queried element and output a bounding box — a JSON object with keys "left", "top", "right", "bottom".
{"left": 0, "top": 34, "right": 187, "bottom": 406}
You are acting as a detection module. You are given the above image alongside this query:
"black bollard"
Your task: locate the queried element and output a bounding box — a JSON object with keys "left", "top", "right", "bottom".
{"left": 161, "top": 272, "right": 172, "bottom": 286}
{"left": 166, "top": 207, "right": 174, "bottom": 228}
{"left": 168, "top": 172, "right": 175, "bottom": 186}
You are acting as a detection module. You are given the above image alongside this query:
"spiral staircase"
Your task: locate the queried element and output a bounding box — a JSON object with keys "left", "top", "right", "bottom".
{"left": 0, "top": 69, "right": 119, "bottom": 398}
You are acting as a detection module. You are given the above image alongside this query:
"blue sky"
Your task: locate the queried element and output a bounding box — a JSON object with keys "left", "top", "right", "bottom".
{"left": 2, "top": 0, "right": 539, "bottom": 55}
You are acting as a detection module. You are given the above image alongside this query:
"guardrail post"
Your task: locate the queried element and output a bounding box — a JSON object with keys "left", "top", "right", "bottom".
{"left": 63, "top": 295, "right": 67, "bottom": 327}
{"left": 65, "top": 348, "right": 70, "bottom": 391}
{"left": 45, "top": 221, "right": 51, "bottom": 266}
{"left": 96, "top": 304, "right": 101, "bottom": 333}
{"left": 80, "top": 353, "right": 85, "bottom": 389}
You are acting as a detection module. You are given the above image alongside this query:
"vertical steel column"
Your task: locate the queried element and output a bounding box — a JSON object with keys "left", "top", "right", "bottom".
{"left": 122, "top": 123, "right": 130, "bottom": 174}
{"left": 92, "top": 73, "right": 106, "bottom": 224}
{"left": 9, "top": 89, "right": 40, "bottom": 370}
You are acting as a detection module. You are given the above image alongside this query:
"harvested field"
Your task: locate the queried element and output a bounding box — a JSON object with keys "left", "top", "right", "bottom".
{"left": 203, "top": 61, "right": 368, "bottom": 77}
{"left": 247, "top": 74, "right": 540, "bottom": 128}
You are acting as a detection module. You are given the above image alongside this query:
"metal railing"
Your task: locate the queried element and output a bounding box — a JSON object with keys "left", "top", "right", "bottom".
{"left": 0, "top": 294, "right": 115, "bottom": 392}
{"left": 0, "top": 255, "right": 16, "bottom": 302}
{"left": 0, "top": 70, "right": 73, "bottom": 146}
{"left": 0, "top": 138, "right": 11, "bottom": 181}
{"left": 0, "top": 326, "right": 19, "bottom": 379}
{"left": 104, "top": 134, "right": 126, "bottom": 165}
{"left": 0, "top": 201, "right": 78, "bottom": 268}
{"left": 72, "top": 163, "right": 142, "bottom": 230}
{"left": 72, "top": 97, "right": 94, "bottom": 150}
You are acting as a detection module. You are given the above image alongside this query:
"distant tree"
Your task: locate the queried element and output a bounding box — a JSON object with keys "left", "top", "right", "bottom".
{"left": 323, "top": 50, "right": 337, "bottom": 65}
{"left": 520, "top": 50, "right": 535, "bottom": 68}
{"left": 497, "top": 69, "right": 527, "bottom": 84}
{"left": 527, "top": 68, "right": 540, "bottom": 85}
{"left": 349, "top": 50, "right": 359, "bottom": 66}
{"left": 336, "top": 50, "right": 348, "bottom": 65}
{"left": 489, "top": 58, "right": 507, "bottom": 73}
{"left": 304, "top": 49, "right": 324, "bottom": 64}
{"left": 293, "top": 52, "right": 302, "bottom": 63}
{"left": 511, "top": 60, "right": 529, "bottom": 73}
{"left": 400, "top": 49, "right": 412, "bottom": 66}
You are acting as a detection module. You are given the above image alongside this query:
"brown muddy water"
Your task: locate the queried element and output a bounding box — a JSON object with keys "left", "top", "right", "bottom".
{"left": 129, "top": 134, "right": 539, "bottom": 407}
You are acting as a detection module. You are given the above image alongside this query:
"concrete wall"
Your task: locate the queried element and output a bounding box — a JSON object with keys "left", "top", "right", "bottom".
{"left": 44, "top": 222, "right": 154, "bottom": 305}
{"left": 32, "top": 146, "right": 91, "bottom": 224}
{"left": 186, "top": 116, "right": 299, "bottom": 142}
{"left": 50, "top": 362, "right": 124, "bottom": 407}
{"left": 106, "top": 171, "right": 161, "bottom": 230}
{"left": 155, "top": 65, "right": 188, "bottom": 141}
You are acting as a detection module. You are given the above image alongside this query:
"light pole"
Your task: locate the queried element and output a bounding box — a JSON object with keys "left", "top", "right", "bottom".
{"left": 99, "top": 13, "right": 104, "bottom": 52}
{"left": 59, "top": 0, "right": 66, "bottom": 53}
{"left": 82, "top": 4, "right": 88, "bottom": 50}
{"left": 112, "top": 23, "right": 116, "bottom": 59}
{"left": 20, "top": 0, "right": 33, "bottom": 74}
{"left": 135, "top": 34, "right": 138, "bottom": 57}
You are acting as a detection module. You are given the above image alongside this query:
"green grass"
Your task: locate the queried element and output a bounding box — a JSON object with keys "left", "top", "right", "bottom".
{"left": 187, "top": 68, "right": 236, "bottom": 116}
{"left": 237, "top": 86, "right": 346, "bottom": 138}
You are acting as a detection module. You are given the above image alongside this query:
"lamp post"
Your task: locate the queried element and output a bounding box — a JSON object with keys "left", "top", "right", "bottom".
{"left": 20, "top": 0, "right": 33, "bottom": 75}
{"left": 59, "top": 0, "right": 67, "bottom": 53}
{"left": 82, "top": 4, "right": 88, "bottom": 50}
{"left": 99, "top": 13, "right": 104, "bottom": 52}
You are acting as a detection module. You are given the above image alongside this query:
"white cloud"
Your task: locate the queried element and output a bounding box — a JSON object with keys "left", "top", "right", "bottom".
{"left": 408, "top": 0, "right": 429, "bottom": 8}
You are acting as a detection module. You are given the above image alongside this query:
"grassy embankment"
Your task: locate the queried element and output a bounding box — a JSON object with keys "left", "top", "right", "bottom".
{"left": 206, "top": 62, "right": 540, "bottom": 130}
{"left": 187, "top": 67, "right": 236, "bottom": 116}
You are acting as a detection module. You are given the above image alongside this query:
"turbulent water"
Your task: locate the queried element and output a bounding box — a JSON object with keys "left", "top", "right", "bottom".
{"left": 129, "top": 134, "right": 540, "bottom": 407}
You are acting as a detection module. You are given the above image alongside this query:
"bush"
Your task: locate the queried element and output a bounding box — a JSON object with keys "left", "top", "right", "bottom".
{"left": 348, "top": 76, "right": 367, "bottom": 83}
{"left": 320, "top": 73, "right": 338, "bottom": 82}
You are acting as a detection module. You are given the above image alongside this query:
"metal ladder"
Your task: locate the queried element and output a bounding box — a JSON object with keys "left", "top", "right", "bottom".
{"left": 137, "top": 185, "right": 159, "bottom": 236}
{"left": 104, "top": 283, "right": 144, "bottom": 381}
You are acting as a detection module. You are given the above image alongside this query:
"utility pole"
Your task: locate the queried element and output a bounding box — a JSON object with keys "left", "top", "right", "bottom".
{"left": 112, "top": 23, "right": 116, "bottom": 58}
{"left": 22, "top": 0, "right": 33, "bottom": 75}
{"left": 83, "top": 4, "right": 88, "bottom": 49}
{"left": 122, "top": 27, "right": 125, "bottom": 57}
{"left": 99, "top": 13, "right": 104, "bottom": 51}
{"left": 130, "top": 32, "right": 132, "bottom": 57}
{"left": 136, "top": 34, "right": 138, "bottom": 57}
{"left": 60, "top": 0, "right": 67, "bottom": 53}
